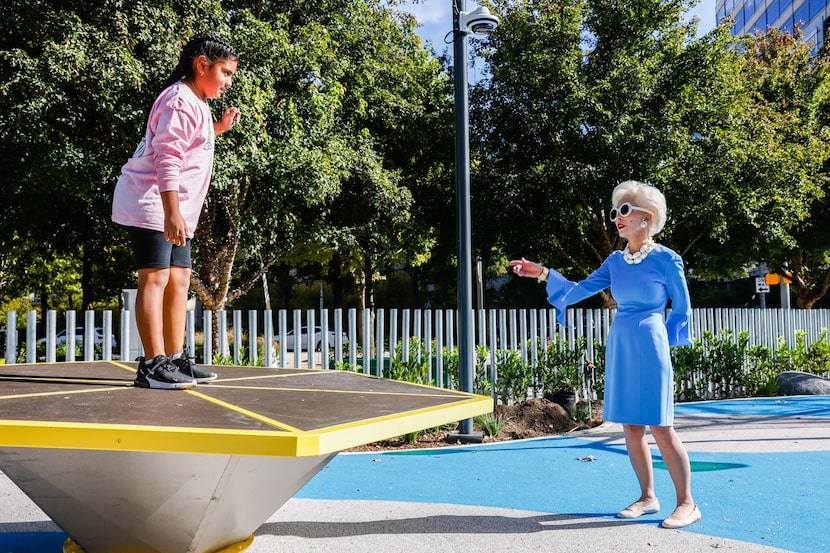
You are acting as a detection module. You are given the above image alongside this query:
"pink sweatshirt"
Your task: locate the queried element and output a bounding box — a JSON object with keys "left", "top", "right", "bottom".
{"left": 112, "top": 81, "right": 215, "bottom": 237}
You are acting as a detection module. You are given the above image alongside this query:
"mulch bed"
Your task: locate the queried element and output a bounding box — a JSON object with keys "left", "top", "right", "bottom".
{"left": 346, "top": 398, "right": 604, "bottom": 452}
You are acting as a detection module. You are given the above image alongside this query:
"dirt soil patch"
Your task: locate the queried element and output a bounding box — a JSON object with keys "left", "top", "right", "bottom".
{"left": 347, "top": 398, "right": 604, "bottom": 452}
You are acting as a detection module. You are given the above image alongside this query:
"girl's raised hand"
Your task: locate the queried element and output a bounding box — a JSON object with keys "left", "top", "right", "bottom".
{"left": 216, "top": 107, "right": 241, "bottom": 135}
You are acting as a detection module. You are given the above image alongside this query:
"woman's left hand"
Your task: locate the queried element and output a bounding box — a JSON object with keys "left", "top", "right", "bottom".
{"left": 216, "top": 107, "right": 241, "bottom": 135}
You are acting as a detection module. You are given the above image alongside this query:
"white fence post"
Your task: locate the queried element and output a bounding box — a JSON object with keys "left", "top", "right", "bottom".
{"left": 277, "top": 309, "right": 287, "bottom": 368}
{"left": 488, "top": 309, "right": 498, "bottom": 399}
{"left": 248, "top": 309, "right": 258, "bottom": 366}
{"left": 389, "top": 308, "right": 398, "bottom": 369}
{"left": 25, "top": 310, "right": 37, "bottom": 364}
{"left": 320, "top": 308, "right": 329, "bottom": 368}
{"left": 83, "top": 310, "right": 95, "bottom": 361}
{"left": 424, "top": 309, "right": 433, "bottom": 380}
{"left": 375, "top": 308, "right": 385, "bottom": 377}
{"left": 102, "top": 310, "right": 113, "bottom": 361}
{"left": 334, "top": 308, "right": 344, "bottom": 367}
{"left": 216, "top": 310, "right": 228, "bottom": 359}
{"left": 5, "top": 311, "right": 16, "bottom": 364}
{"left": 233, "top": 310, "right": 243, "bottom": 365}
{"left": 121, "top": 311, "right": 131, "bottom": 363}
{"left": 435, "top": 309, "right": 444, "bottom": 387}
{"left": 65, "top": 311, "right": 76, "bottom": 362}
{"left": 46, "top": 310, "right": 57, "bottom": 362}
{"left": 307, "top": 309, "right": 316, "bottom": 369}
{"left": 203, "top": 310, "right": 213, "bottom": 364}
{"left": 361, "top": 308, "right": 370, "bottom": 374}
{"left": 121, "top": 289, "right": 141, "bottom": 361}
{"left": 263, "top": 309, "right": 274, "bottom": 367}
{"left": 185, "top": 309, "right": 195, "bottom": 360}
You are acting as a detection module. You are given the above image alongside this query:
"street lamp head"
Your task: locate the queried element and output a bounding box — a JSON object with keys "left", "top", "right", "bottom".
{"left": 458, "top": 6, "right": 500, "bottom": 35}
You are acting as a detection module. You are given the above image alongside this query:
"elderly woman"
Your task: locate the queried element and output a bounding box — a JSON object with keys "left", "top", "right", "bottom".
{"left": 509, "top": 180, "right": 700, "bottom": 529}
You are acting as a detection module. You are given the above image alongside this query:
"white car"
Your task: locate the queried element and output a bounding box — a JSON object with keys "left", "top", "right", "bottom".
{"left": 274, "top": 326, "right": 348, "bottom": 351}
{"left": 38, "top": 327, "right": 118, "bottom": 349}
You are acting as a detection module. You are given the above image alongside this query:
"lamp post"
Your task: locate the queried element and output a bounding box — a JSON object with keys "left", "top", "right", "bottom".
{"left": 452, "top": 2, "right": 499, "bottom": 440}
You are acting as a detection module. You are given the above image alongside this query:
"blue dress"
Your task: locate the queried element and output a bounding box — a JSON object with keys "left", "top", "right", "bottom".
{"left": 544, "top": 245, "right": 692, "bottom": 426}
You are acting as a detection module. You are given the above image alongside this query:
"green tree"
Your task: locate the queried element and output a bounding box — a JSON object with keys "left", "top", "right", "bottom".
{"left": 0, "top": 0, "right": 226, "bottom": 315}
{"left": 0, "top": 0, "right": 453, "bottom": 329}
{"left": 728, "top": 29, "right": 830, "bottom": 308}
{"left": 471, "top": 0, "right": 824, "bottom": 303}
{"left": 473, "top": 0, "right": 704, "bottom": 303}
{"left": 658, "top": 26, "right": 829, "bottom": 291}
{"left": 190, "top": 0, "right": 452, "bottom": 338}
{"left": 297, "top": 1, "right": 450, "bottom": 314}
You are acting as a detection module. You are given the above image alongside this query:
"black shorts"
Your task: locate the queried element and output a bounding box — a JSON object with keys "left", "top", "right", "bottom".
{"left": 126, "top": 226, "right": 192, "bottom": 270}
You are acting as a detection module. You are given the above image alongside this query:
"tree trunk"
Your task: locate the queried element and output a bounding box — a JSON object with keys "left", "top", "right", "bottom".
{"left": 791, "top": 252, "right": 830, "bottom": 309}
{"left": 330, "top": 253, "right": 343, "bottom": 308}
{"left": 353, "top": 252, "right": 378, "bottom": 363}
{"left": 81, "top": 245, "right": 93, "bottom": 310}
{"left": 261, "top": 268, "right": 271, "bottom": 312}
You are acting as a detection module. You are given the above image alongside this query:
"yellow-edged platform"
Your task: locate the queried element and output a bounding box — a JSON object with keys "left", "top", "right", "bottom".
{"left": 0, "top": 361, "right": 492, "bottom": 553}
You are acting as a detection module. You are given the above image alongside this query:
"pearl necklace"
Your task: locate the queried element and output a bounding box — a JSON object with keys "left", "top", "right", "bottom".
{"left": 623, "top": 239, "right": 655, "bottom": 264}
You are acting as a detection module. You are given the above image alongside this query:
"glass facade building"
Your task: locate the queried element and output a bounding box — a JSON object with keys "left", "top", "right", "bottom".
{"left": 716, "top": 0, "right": 830, "bottom": 52}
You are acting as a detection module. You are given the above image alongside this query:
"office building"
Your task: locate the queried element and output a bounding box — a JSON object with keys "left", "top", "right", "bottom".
{"left": 716, "top": 0, "right": 830, "bottom": 52}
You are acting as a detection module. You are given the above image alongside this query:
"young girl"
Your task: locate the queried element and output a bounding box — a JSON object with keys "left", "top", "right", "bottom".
{"left": 112, "top": 34, "right": 241, "bottom": 389}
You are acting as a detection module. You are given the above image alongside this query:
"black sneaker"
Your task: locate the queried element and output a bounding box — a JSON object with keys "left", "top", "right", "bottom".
{"left": 171, "top": 355, "right": 218, "bottom": 383}
{"left": 135, "top": 355, "right": 197, "bottom": 389}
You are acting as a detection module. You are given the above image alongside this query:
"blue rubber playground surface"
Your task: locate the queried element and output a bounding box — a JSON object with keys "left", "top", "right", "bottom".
{"left": 295, "top": 396, "right": 830, "bottom": 553}
{"left": 2, "top": 396, "right": 828, "bottom": 552}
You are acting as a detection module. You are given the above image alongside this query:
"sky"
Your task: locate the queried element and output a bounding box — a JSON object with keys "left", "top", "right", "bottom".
{"left": 399, "top": 0, "right": 718, "bottom": 56}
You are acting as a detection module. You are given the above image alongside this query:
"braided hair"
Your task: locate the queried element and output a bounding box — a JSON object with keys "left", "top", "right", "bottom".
{"left": 160, "top": 33, "right": 239, "bottom": 91}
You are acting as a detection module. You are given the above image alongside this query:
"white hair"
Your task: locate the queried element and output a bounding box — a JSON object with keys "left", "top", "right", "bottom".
{"left": 611, "top": 180, "right": 667, "bottom": 236}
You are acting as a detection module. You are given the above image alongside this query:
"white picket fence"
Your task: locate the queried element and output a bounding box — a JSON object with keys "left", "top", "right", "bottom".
{"left": 5, "top": 306, "right": 830, "bottom": 374}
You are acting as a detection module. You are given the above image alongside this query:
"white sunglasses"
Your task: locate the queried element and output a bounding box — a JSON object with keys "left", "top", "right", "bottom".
{"left": 609, "top": 202, "right": 650, "bottom": 221}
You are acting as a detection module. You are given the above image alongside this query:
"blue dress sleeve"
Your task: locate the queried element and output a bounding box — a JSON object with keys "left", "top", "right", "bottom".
{"left": 664, "top": 252, "right": 693, "bottom": 347}
{"left": 544, "top": 259, "right": 611, "bottom": 327}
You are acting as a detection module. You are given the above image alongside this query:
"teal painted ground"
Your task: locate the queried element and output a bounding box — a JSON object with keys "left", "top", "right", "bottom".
{"left": 297, "top": 396, "right": 830, "bottom": 553}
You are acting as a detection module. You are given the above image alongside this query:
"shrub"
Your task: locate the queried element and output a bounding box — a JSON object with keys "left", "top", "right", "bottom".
{"left": 773, "top": 330, "right": 830, "bottom": 377}
{"left": 387, "top": 337, "right": 432, "bottom": 385}
{"left": 534, "top": 336, "right": 585, "bottom": 399}
{"left": 704, "top": 329, "right": 750, "bottom": 399}
{"left": 744, "top": 345, "right": 778, "bottom": 396}
{"left": 672, "top": 339, "right": 706, "bottom": 401}
{"left": 586, "top": 340, "right": 606, "bottom": 399}
{"left": 493, "top": 350, "right": 532, "bottom": 405}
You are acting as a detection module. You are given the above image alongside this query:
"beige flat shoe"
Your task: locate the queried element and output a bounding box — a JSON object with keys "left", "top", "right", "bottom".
{"left": 616, "top": 499, "right": 660, "bottom": 519}
{"left": 661, "top": 504, "right": 702, "bottom": 529}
